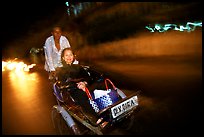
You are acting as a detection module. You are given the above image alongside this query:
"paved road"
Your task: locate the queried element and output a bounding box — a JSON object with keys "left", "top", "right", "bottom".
{"left": 2, "top": 66, "right": 58, "bottom": 135}
{"left": 2, "top": 55, "right": 202, "bottom": 135}
{"left": 90, "top": 55, "right": 202, "bottom": 135}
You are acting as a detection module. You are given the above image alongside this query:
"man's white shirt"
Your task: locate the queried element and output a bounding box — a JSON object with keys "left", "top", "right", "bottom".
{"left": 44, "top": 35, "right": 71, "bottom": 72}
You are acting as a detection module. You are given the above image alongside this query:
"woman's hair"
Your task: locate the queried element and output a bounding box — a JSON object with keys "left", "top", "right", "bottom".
{"left": 61, "top": 47, "right": 75, "bottom": 66}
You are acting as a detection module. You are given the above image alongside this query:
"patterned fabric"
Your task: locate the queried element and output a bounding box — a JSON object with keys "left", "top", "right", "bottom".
{"left": 89, "top": 99, "right": 100, "bottom": 113}
{"left": 89, "top": 89, "right": 121, "bottom": 112}
{"left": 94, "top": 89, "right": 121, "bottom": 110}
{"left": 94, "top": 95, "right": 113, "bottom": 110}
{"left": 87, "top": 79, "right": 122, "bottom": 113}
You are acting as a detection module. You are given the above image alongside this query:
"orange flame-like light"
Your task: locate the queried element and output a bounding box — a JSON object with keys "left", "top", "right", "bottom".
{"left": 2, "top": 59, "right": 36, "bottom": 72}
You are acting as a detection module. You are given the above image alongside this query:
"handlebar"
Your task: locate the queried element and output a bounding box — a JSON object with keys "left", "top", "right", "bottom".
{"left": 55, "top": 81, "right": 74, "bottom": 89}
{"left": 55, "top": 79, "right": 84, "bottom": 91}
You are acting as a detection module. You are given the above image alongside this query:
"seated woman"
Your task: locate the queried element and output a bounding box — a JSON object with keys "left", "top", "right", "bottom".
{"left": 55, "top": 48, "right": 124, "bottom": 127}
{"left": 55, "top": 47, "right": 100, "bottom": 123}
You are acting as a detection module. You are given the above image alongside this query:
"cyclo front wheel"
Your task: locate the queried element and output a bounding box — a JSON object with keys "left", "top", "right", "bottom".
{"left": 51, "top": 107, "right": 75, "bottom": 135}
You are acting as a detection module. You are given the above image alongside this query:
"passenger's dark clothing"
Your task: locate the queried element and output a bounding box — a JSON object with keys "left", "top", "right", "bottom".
{"left": 56, "top": 64, "right": 91, "bottom": 85}
{"left": 56, "top": 64, "right": 106, "bottom": 91}
{"left": 56, "top": 64, "right": 98, "bottom": 118}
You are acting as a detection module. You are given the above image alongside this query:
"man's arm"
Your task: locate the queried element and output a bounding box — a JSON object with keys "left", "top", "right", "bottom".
{"left": 60, "top": 36, "right": 71, "bottom": 49}
{"left": 44, "top": 38, "right": 55, "bottom": 72}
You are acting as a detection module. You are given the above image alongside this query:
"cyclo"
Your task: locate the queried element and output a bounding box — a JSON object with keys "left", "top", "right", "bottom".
{"left": 50, "top": 65, "right": 140, "bottom": 135}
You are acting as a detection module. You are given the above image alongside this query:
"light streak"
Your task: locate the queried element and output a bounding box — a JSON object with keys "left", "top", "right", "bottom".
{"left": 146, "top": 21, "right": 202, "bottom": 32}
{"left": 2, "top": 58, "right": 36, "bottom": 72}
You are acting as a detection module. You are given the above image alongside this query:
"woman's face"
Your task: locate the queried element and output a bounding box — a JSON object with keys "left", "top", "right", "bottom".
{"left": 62, "top": 49, "right": 74, "bottom": 65}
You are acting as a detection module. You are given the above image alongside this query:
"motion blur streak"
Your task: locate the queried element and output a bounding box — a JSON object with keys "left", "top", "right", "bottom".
{"left": 146, "top": 21, "right": 202, "bottom": 32}
{"left": 2, "top": 59, "right": 36, "bottom": 72}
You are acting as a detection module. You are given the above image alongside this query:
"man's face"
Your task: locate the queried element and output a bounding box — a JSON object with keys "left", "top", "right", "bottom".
{"left": 52, "top": 27, "right": 62, "bottom": 40}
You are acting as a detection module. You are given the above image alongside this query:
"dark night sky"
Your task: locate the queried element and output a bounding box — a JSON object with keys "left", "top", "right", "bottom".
{"left": 1, "top": 1, "right": 66, "bottom": 51}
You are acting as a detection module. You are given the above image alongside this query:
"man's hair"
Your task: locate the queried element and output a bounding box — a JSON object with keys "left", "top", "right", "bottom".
{"left": 52, "top": 26, "right": 62, "bottom": 32}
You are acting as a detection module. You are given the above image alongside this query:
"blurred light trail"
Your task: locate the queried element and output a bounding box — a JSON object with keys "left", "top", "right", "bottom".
{"left": 146, "top": 21, "right": 202, "bottom": 32}
{"left": 2, "top": 58, "right": 36, "bottom": 72}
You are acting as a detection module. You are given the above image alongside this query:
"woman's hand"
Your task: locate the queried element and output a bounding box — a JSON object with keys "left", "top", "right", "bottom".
{"left": 77, "top": 81, "right": 87, "bottom": 92}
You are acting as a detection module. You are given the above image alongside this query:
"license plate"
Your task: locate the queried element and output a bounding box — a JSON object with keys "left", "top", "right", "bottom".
{"left": 111, "top": 96, "right": 138, "bottom": 118}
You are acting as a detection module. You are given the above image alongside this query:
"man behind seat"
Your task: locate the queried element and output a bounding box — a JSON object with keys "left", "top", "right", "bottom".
{"left": 44, "top": 26, "right": 71, "bottom": 79}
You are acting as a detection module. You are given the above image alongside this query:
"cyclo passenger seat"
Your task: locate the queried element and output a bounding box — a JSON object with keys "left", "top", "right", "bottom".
{"left": 53, "top": 81, "right": 64, "bottom": 102}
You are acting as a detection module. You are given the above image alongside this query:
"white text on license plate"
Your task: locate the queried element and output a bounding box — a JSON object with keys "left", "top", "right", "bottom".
{"left": 111, "top": 96, "right": 138, "bottom": 118}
